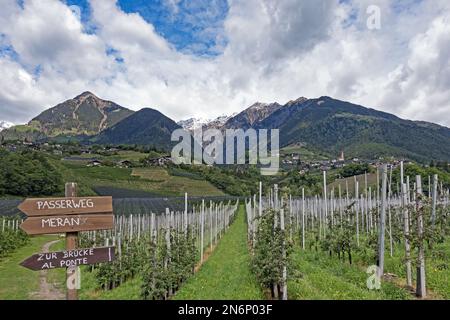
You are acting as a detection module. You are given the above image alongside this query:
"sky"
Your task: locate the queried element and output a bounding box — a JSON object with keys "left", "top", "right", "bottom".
{"left": 0, "top": 0, "right": 449, "bottom": 126}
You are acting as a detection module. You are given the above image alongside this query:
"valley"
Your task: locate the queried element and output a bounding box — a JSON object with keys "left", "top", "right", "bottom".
{"left": 1, "top": 91, "right": 449, "bottom": 302}
{"left": 2, "top": 0, "right": 450, "bottom": 307}
{"left": 3, "top": 92, "right": 450, "bottom": 162}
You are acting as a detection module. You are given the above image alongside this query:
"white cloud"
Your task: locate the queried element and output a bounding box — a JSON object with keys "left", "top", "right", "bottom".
{"left": 0, "top": 0, "right": 449, "bottom": 128}
{"left": 164, "top": 0, "right": 181, "bottom": 15}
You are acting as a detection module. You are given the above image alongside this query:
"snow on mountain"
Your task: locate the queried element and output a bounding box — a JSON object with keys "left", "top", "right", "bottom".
{"left": 177, "top": 113, "right": 238, "bottom": 131}
{"left": 177, "top": 117, "right": 211, "bottom": 131}
{"left": 0, "top": 121, "right": 14, "bottom": 132}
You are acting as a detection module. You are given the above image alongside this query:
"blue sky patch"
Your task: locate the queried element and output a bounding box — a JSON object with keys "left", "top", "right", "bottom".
{"left": 62, "top": 0, "right": 229, "bottom": 56}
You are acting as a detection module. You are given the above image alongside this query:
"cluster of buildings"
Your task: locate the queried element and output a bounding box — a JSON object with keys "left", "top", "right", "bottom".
{"left": 281, "top": 151, "right": 351, "bottom": 172}
{"left": 281, "top": 150, "right": 414, "bottom": 175}
{"left": 1, "top": 140, "right": 63, "bottom": 154}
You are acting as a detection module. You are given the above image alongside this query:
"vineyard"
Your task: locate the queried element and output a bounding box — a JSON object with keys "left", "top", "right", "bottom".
{"left": 78, "top": 198, "right": 239, "bottom": 299}
{"left": 0, "top": 216, "right": 28, "bottom": 259}
{"left": 0, "top": 196, "right": 242, "bottom": 217}
{"left": 1, "top": 163, "right": 450, "bottom": 300}
{"left": 245, "top": 164, "right": 450, "bottom": 299}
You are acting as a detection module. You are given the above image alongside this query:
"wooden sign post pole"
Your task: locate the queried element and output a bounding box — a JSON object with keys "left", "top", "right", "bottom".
{"left": 18, "top": 184, "right": 114, "bottom": 301}
{"left": 65, "top": 182, "right": 78, "bottom": 300}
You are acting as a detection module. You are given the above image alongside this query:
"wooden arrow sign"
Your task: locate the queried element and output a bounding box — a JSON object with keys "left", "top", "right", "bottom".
{"left": 20, "top": 247, "right": 116, "bottom": 271}
{"left": 18, "top": 196, "right": 113, "bottom": 217}
{"left": 20, "top": 214, "right": 114, "bottom": 235}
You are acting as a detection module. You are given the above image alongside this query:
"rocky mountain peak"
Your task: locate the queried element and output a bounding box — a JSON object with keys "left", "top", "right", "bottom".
{"left": 27, "top": 92, "right": 134, "bottom": 136}
{"left": 178, "top": 113, "right": 238, "bottom": 132}
{"left": 248, "top": 102, "right": 269, "bottom": 110}
{"left": 285, "top": 97, "right": 308, "bottom": 107}
{"left": 76, "top": 91, "right": 96, "bottom": 98}
{"left": 73, "top": 91, "right": 112, "bottom": 110}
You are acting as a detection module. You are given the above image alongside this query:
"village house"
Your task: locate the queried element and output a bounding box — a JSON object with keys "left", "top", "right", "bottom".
{"left": 87, "top": 159, "right": 103, "bottom": 167}
{"left": 146, "top": 156, "right": 172, "bottom": 167}
{"left": 116, "top": 160, "right": 133, "bottom": 168}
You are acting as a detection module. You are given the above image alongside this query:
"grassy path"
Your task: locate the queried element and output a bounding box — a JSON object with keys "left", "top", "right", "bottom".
{"left": 0, "top": 235, "right": 60, "bottom": 300}
{"left": 289, "top": 238, "right": 450, "bottom": 300}
{"left": 36, "top": 240, "right": 65, "bottom": 300}
{"left": 288, "top": 248, "right": 412, "bottom": 300}
{"left": 384, "top": 239, "right": 450, "bottom": 299}
{"left": 173, "top": 206, "right": 263, "bottom": 300}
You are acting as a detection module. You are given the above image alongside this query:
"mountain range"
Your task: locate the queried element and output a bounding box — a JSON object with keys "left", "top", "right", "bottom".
{"left": 2, "top": 92, "right": 450, "bottom": 162}
{"left": 1, "top": 92, "right": 134, "bottom": 143}
{"left": 92, "top": 108, "right": 180, "bottom": 149}
{"left": 32, "top": 91, "right": 134, "bottom": 136}
{"left": 177, "top": 113, "right": 237, "bottom": 132}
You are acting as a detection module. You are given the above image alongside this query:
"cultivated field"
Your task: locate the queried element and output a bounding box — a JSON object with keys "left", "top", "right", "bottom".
{"left": 0, "top": 165, "right": 449, "bottom": 300}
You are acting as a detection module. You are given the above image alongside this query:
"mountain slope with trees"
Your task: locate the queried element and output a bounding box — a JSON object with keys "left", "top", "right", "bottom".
{"left": 256, "top": 96, "right": 450, "bottom": 162}
{"left": 92, "top": 108, "right": 181, "bottom": 151}
{"left": 1, "top": 92, "right": 133, "bottom": 141}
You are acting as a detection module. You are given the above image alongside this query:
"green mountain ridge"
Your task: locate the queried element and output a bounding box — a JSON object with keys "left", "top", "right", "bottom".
{"left": 1, "top": 92, "right": 134, "bottom": 141}
{"left": 256, "top": 96, "right": 450, "bottom": 162}
{"left": 91, "top": 108, "right": 181, "bottom": 152}
{"left": 1, "top": 92, "right": 450, "bottom": 162}
{"left": 31, "top": 91, "right": 134, "bottom": 136}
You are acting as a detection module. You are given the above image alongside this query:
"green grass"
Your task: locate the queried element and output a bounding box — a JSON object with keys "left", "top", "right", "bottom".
{"left": 280, "top": 144, "right": 329, "bottom": 161}
{"left": 47, "top": 239, "right": 67, "bottom": 297}
{"left": 79, "top": 270, "right": 142, "bottom": 300}
{"left": 174, "top": 206, "right": 263, "bottom": 300}
{"left": 49, "top": 159, "right": 97, "bottom": 196}
{"left": 53, "top": 162, "right": 225, "bottom": 197}
{"left": 131, "top": 167, "right": 171, "bottom": 181}
{"left": 12, "top": 124, "right": 40, "bottom": 133}
{"left": 288, "top": 248, "right": 412, "bottom": 300}
{"left": 383, "top": 239, "right": 450, "bottom": 299}
{"left": 328, "top": 172, "right": 378, "bottom": 197}
{"left": 0, "top": 235, "right": 59, "bottom": 300}
{"left": 68, "top": 151, "right": 150, "bottom": 162}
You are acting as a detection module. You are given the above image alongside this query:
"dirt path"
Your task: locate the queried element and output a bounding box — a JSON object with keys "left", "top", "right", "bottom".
{"left": 31, "top": 240, "right": 65, "bottom": 300}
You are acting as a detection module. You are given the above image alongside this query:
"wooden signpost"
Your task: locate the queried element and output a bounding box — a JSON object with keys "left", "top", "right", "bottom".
{"left": 18, "top": 183, "right": 115, "bottom": 300}
{"left": 20, "top": 214, "right": 114, "bottom": 235}
{"left": 20, "top": 247, "right": 115, "bottom": 271}
{"left": 18, "top": 196, "right": 113, "bottom": 216}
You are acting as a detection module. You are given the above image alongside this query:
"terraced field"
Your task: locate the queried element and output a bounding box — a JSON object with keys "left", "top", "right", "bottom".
{"left": 52, "top": 162, "right": 224, "bottom": 197}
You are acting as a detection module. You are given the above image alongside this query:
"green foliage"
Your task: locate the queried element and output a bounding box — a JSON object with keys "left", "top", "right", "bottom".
{"left": 171, "top": 164, "right": 269, "bottom": 196}
{"left": 88, "top": 236, "right": 148, "bottom": 291}
{"left": 0, "top": 217, "right": 29, "bottom": 258}
{"left": 0, "top": 149, "right": 63, "bottom": 196}
{"left": 284, "top": 170, "right": 338, "bottom": 196}
{"left": 392, "top": 163, "right": 450, "bottom": 191}
{"left": 277, "top": 97, "right": 450, "bottom": 162}
{"left": 251, "top": 208, "right": 292, "bottom": 298}
{"left": 285, "top": 171, "right": 323, "bottom": 196}
{"left": 319, "top": 205, "right": 358, "bottom": 264}
{"left": 405, "top": 197, "right": 450, "bottom": 254}
{"left": 92, "top": 108, "right": 179, "bottom": 151}
{"left": 167, "top": 167, "right": 204, "bottom": 180}
{"left": 339, "top": 163, "right": 372, "bottom": 178}
{"left": 288, "top": 246, "right": 413, "bottom": 300}
{"left": 141, "top": 227, "right": 197, "bottom": 300}
{"left": 79, "top": 223, "right": 198, "bottom": 300}
{"left": 431, "top": 161, "right": 450, "bottom": 173}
